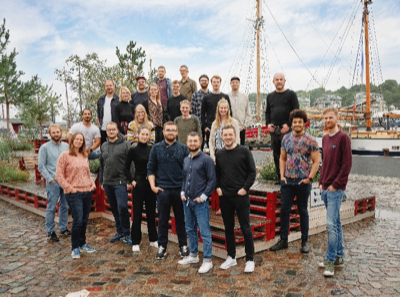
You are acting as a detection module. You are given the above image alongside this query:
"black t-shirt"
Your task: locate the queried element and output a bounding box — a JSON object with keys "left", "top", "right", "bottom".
{"left": 201, "top": 92, "right": 231, "bottom": 131}
{"left": 265, "top": 89, "right": 299, "bottom": 127}
{"left": 166, "top": 94, "right": 187, "bottom": 121}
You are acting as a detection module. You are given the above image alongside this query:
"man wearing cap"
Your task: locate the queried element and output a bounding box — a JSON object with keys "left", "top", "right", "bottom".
{"left": 97, "top": 80, "right": 119, "bottom": 145}
{"left": 179, "top": 65, "right": 197, "bottom": 102}
{"left": 130, "top": 76, "right": 148, "bottom": 111}
{"left": 155, "top": 66, "right": 172, "bottom": 109}
{"left": 228, "top": 77, "right": 251, "bottom": 145}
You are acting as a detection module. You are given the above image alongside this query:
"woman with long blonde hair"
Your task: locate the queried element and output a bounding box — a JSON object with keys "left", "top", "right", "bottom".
{"left": 209, "top": 99, "right": 240, "bottom": 161}
{"left": 127, "top": 104, "right": 155, "bottom": 146}
{"left": 115, "top": 87, "right": 135, "bottom": 137}
{"left": 142, "top": 83, "right": 164, "bottom": 142}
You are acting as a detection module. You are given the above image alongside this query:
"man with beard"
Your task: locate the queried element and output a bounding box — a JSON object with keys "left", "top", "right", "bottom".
{"left": 265, "top": 73, "right": 299, "bottom": 184}
{"left": 179, "top": 65, "right": 197, "bottom": 102}
{"left": 179, "top": 132, "right": 215, "bottom": 274}
{"left": 201, "top": 75, "right": 231, "bottom": 149}
{"left": 147, "top": 122, "right": 190, "bottom": 260}
{"left": 228, "top": 77, "right": 251, "bottom": 145}
{"left": 269, "top": 109, "right": 319, "bottom": 253}
{"left": 97, "top": 80, "right": 119, "bottom": 145}
{"left": 215, "top": 125, "right": 256, "bottom": 273}
{"left": 69, "top": 109, "right": 101, "bottom": 159}
{"left": 191, "top": 74, "right": 211, "bottom": 149}
{"left": 38, "top": 124, "right": 70, "bottom": 242}
{"left": 155, "top": 66, "right": 172, "bottom": 109}
{"left": 318, "top": 108, "right": 352, "bottom": 277}
{"left": 100, "top": 122, "right": 132, "bottom": 246}
{"left": 165, "top": 80, "right": 187, "bottom": 121}
{"left": 130, "top": 76, "right": 148, "bottom": 111}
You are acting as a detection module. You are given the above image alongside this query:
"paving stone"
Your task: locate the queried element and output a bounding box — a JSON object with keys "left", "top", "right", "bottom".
{"left": 9, "top": 286, "right": 26, "bottom": 294}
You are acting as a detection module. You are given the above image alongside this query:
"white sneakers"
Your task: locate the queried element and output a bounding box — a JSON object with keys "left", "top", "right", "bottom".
{"left": 198, "top": 262, "right": 213, "bottom": 274}
{"left": 150, "top": 241, "right": 158, "bottom": 248}
{"left": 220, "top": 256, "right": 237, "bottom": 270}
{"left": 132, "top": 245, "right": 140, "bottom": 252}
{"left": 178, "top": 255, "right": 199, "bottom": 265}
{"left": 244, "top": 261, "right": 255, "bottom": 273}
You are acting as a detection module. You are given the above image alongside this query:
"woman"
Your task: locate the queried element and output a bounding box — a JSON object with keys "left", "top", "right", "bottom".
{"left": 127, "top": 104, "right": 155, "bottom": 146}
{"left": 124, "top": 125, "right": 158, "bottom": 252}
{"left": 209, "top": 98, "right": 240, "bottom": 161}
{"left": 56, "top": 133, "right": 96, "bottom": 259}
{"left": 142, "top": 83, "right": 164, "bottom": 143}
{"left": 114, "top": 87, "right": 135, "bottom": 137}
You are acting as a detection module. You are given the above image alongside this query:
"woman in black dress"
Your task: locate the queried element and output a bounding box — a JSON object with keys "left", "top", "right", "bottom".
{"left": 124, "top": 125, "right": 158, "bottom": 252}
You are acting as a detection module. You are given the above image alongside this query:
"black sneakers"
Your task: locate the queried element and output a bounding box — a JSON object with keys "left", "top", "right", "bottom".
{"left": 156, "top": 246, "right": 166, "bottom": 260}
{"left": 47, "top": 232, "right": 60, "bottom": 242}
{"left": 301, "top": 240, "right": 310, "bottom": 253}
{"left": 179, "top": 245, "right": 189, "bottom": 258}
{"left": 58, "top": 229, "right": 71, "bottom": 236}
{"left": 269, "top": 238, "right": 288, "bottom": 251}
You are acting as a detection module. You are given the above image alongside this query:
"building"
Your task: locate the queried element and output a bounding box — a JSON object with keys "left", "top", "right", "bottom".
{"left": 0, "top": 118, "right": 25, "bottom": 136}
{"left": 298, "top": 97, "right": 310, "bottom": 108}
{"left": 354, "top": 92, "right": 387, "bottom": 115}
{"left": 315, "top": 94, "right": 342, "bottom": 109}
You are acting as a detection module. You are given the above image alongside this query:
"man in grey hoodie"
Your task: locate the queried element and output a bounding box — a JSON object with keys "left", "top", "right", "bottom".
{"left": 100, "top": 122, "right": 132, "bottom": 245}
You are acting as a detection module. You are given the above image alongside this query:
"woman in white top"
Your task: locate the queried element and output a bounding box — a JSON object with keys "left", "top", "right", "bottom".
{"left": 209, "top": 98, "right": 240, "bottom": 162}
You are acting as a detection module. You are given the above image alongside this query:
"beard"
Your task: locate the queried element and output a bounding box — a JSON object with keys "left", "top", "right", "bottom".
{"left": 188, "top": 146, "right": 200, "bottom": 152}
{"left": 51, "top": 135, "right": 61, "bottom": 142}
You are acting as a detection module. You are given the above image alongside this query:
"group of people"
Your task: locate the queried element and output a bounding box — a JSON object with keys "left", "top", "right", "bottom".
{"left": 38, "top": 68, "right": 352, "bottom": 278}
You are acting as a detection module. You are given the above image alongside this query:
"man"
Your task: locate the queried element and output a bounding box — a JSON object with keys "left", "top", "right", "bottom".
{"left": 179, "top": 132, "right": 216, "bottom": 273}
{"left": 265, "top": 73, "right": 299, "bottom": 184}
{"left": 215, "top": 125, "right": 256, "bottom": 273}
{"left": 165, "top": 80, "right": 187, "bottom": 122}
{"left": 147, "top": 121, "right": 190, "bottom": 260}
{"left": 130, "top": 76, "right": 148, "bottom": 111}
{"left": 97, "top": 80, "right": 119, "bottom": 145}
{"left": 69, "top": 108, "right": 101, "bottom": 159}
{"left": 155, "top": 66, "right": 172, "bottom": 109}
{"left": 269, "top": 109, "right": 319, "bottom": 253}
{"left": 100, "top": 122, "right": 132, "bottom": 246}
{"left": 201, "top": 75, "right": 231, "bottom": 149}
{"left": 174, "top": 100, "right": 202, "bottom": 145}
{"left": 228, "top": 76, "right": 251, "bottom": 145}
{"left": 38, "top": 124, "right": 70, "bottom": 242}
{"left": 179, "top": 65, "right": 197, "bottom": 102}
{"left": 318, "top": 108, "right": 352, "bottom": 277}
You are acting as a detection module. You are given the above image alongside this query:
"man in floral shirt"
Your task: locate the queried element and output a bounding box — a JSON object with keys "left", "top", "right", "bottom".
{"left": 270, "top": 109, "right": 320, "bottom": 253}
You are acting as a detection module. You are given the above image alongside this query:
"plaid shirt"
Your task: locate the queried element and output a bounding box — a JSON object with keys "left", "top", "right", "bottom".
{"left": 191, "top": 89, "right": 210, "bottom": 124}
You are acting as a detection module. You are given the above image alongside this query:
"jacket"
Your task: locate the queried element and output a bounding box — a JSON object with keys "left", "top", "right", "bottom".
{"left": 97, "top": 93, "right": 120, "bottom": 128}
{"left": 99, "top": 133, "right": 131, "bottom": 185}
{"left": 154, "top": 77, "right": 173, "bottom": 98}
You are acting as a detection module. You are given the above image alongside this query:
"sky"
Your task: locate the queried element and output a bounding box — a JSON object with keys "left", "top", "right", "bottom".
{"left": 2, "top": 0, "right": 400, "bottom": 118}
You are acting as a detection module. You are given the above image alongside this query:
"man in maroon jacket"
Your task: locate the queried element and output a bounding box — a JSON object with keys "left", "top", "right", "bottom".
{"left": 318, "top": 107, "right": 352, "bottom": 277}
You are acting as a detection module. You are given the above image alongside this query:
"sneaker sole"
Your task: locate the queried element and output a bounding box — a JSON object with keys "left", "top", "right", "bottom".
{"left": 156, "top": 255, "right": 166, "bottom": 260}
{"left": 109, "top": 239, "right": 122, "bottom": 243}
{"left": 178, "top": 260, "right": 199, "bottom": 265}
{"left": 72, "top": 255, "right": 80, "bottom": 259}
{"left": 323, "top": 272, "right": 334, "bottom": 277}
{"left": 220, "top": 263, "right": 237, "bottom": 270}
{"left": 198, "top": 266, "right": 213, "bottom": 274}
{"left": 48, "top": 238, "right": 60, "bottom": 242}
{"left": 81, "top": 249, "right": 96, "bottom": 253}
{"left": 244, "top": 269, "right": 254, "bottom": 273}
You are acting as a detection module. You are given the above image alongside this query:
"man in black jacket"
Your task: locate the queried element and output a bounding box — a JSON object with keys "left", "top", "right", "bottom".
{"left": 100, "top": 122, "right": 132, "bottom": 246}
{"left": 97, "top": 80, "right": 119, "bottom": 144}
{"left": 265, "top": 73, "right": 299, "bottom": 184}
{"left": 215, "top": 125, "right": 256, "bottom": 273}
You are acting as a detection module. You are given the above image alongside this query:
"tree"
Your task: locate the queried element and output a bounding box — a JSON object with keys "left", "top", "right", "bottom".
{"left": 0, "top": 48, "right": 40, "bottom": 134}
{"left": 55, "top": 65, "right": 73, "bottom": 128}
{"left": 0, "top": 19, "right": 10, "bottom": 55}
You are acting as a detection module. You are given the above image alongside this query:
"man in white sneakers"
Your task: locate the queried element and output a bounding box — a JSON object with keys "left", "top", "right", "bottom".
{"left": 179, "top": 132, "right": 215, "bottom": 273}
{"left": 215, "top": 125, "right": 256, "bottom": 273}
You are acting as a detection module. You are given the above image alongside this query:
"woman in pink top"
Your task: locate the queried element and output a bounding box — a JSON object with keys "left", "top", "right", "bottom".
{"left": 56, "top": 132, "right": 96, "bottom": 259}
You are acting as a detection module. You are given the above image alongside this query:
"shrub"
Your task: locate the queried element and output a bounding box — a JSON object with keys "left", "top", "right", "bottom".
{"left": 0, "top": 163, "right": 30, "bottom": 183}
{"left": 89, "top": 159, "right": 100, "bottom": 173}
{"left": 258, "top": 154, "right": 278, "bottom": 181}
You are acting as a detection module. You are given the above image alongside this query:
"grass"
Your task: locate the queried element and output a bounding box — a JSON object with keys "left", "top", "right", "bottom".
{"left": 0, "top": 163, "right": 30, "bottom": 183}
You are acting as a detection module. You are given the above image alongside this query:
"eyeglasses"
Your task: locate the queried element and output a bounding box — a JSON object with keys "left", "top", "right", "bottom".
{"left": 165, "top": 129, "right": 177, "bottom": 133}
{"left": 200, "top": 80, "right": 208, "bottom": 83}
{"left": 106, "top": 128, "right": 117, "bottom": 131}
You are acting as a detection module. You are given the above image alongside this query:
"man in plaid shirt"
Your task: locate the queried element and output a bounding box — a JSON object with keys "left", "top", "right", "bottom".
{"left": 191, "top": 74, "right": 210, "bottom": 150}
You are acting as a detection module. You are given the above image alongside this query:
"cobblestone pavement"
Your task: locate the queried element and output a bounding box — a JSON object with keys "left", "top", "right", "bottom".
{"left": 0, "top": 198, "right": 399, "bottom": 297}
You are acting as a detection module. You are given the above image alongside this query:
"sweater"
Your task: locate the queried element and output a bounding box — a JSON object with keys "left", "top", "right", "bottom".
{"left": 124, "top": 141, "right": 152, "bottom": 183}
{"left": 126, "top": 120, "right": 155, "bottom": 146}
{"left": 147, "top": 140, "right": 189, "bottom": 189}
{"left": 201, "top": 93, "right": 231, "bottom": 131}
{"left": 114, "top": 101, "right": 135, "bottom": 134}
{"left": 38, "top": 140, "right": 69, "bottom": 183}
{"left": 174, "top": 116, "right": 202, "bottom": 144}
{"left": 265, "top": 89, "right": 299, "bottom": 127}
{"left": 319, "top": 131, "right": 352, "bottom": 190}
{"left": 56, "top": 152, "right": 95, "bottom": 194}
{"left": 215, "top": 145, "right": 256, "bottom": 196}
{"left": 99, "top": 134, "right": 131, "bottom": 185}
{"left": 165, "top": 94, "right": 187, "bottom": 121}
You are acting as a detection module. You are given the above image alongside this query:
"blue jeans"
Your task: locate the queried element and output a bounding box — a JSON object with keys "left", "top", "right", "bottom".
{"left": 280, "top": 178, "right": 311, "bottom": 241}
{"left": 45, "top": 182, "right": 69, "bottom": 233}
{"left": 104, "top": 184, "right": 130, "bottom": 236}
{"left": 321, "top": 189, "right": 344, "bottom": 262}
{"left": 183, "top": 200, "right": 212, "bottom": 261}
{"left": 157, "top": 188, "right": 187, "bottom": 249}
{"left": 65, "top": 191, "right": 92, "bottom": 250}
{"left": 88, "top": 149, "right": 100, "bottom": 160}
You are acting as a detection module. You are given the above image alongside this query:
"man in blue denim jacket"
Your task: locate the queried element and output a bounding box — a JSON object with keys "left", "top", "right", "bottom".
{"left": 38, "top": 124, "right": 70, "bottom": 242}
{"left": 179, "top": 132, "right": 215, "bottom": 274}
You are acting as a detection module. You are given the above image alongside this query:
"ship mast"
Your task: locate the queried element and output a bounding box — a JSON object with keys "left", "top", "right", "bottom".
{"left": 363, "top": 0, "right": 372, "bottom": 131}
{"left": 255, "top": 0, "right": 263, "bottom": 122}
